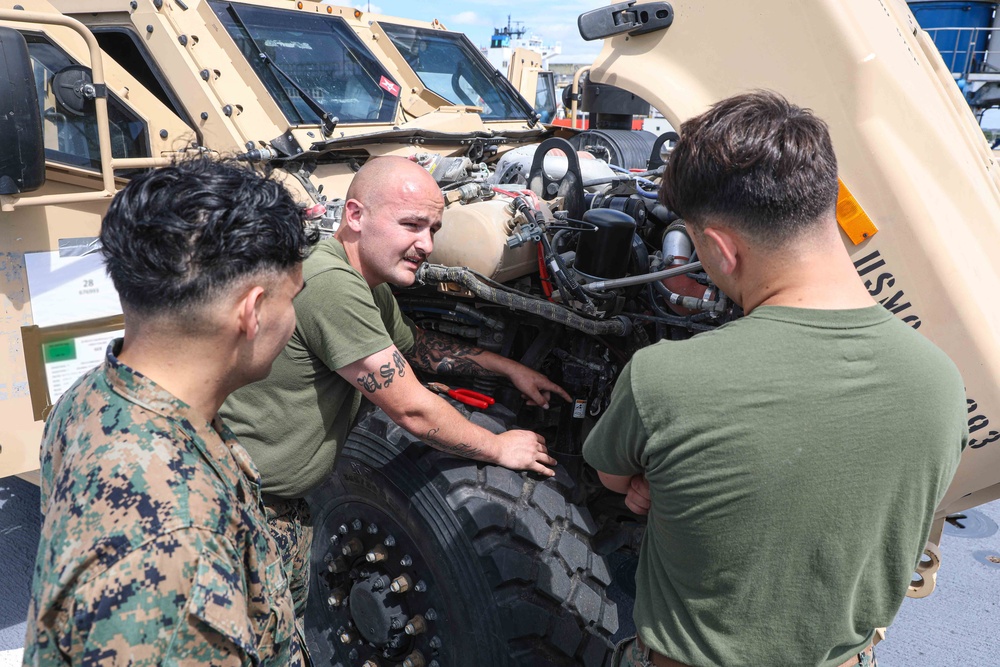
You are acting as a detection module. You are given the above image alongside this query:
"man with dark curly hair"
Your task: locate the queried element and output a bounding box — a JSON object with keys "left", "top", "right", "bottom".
{"left": 24, "top": 158, "right": 317, "bottom": 666}
{"left": 584, "top": 91, "right": 967, "bottom": 667}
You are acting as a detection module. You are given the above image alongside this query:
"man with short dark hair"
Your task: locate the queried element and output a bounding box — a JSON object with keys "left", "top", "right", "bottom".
{"left": 222, "top": 155, "right": 570, "bottom": 619}
{"left": 24, "top": 158, "right": 317, "bottom": 666}
{"left": 583, "top": 91, "right": 967, "bottom": 667}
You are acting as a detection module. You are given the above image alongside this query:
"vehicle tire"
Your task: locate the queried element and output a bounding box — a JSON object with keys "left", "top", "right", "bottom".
{"left": 305, "top": 408, "right": 618, "bottom": 667}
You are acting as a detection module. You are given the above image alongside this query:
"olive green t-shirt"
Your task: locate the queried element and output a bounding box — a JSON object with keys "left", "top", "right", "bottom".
{"left": 583, "top": 306, "right": 966, "bottom": 667}
{"left": 221, "top": 238, "right": 416, "bottom": 498}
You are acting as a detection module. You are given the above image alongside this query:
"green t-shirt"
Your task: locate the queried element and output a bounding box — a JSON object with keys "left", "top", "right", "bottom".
{"left": 221, "top": 238, "right": 416, "bottom": 498}
{"left": 583, "top": 306, "right": 966, "bottom": 667}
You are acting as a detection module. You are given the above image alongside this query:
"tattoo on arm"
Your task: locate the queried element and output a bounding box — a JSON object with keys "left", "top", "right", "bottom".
{"left": 379, "top": 362, "right": 395, "bottom": 388}
{"left": 358, "top": 350, "right": 408, "bottom": 394}
{"left": 392, "top": 350, "right": 407, "bottom": 377}
{"left": 423, "top": 427, "right": 477, "bottom": 457}
{"left": 357, "top": 371, "right": 381, "bottom": 394}
{"left": 409, "top": 329, "right": 499, "bottom": 377}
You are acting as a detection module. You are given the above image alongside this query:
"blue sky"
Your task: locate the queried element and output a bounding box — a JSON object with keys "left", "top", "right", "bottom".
{"left": 338, "top": 0, "right": 608, "bottom": 63}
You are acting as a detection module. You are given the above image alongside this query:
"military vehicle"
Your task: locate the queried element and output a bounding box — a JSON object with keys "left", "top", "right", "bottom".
{"left": 1, "top": 1, "right": 998, "bottom": 666}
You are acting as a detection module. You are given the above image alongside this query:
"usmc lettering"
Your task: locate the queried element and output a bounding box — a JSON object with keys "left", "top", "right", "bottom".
{"left": 853, "top": 250, "right": 922, "bottom": 329}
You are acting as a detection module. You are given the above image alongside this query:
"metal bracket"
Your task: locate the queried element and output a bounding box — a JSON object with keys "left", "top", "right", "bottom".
{"left": 578, "top": 1, "right": 674, "bottom": 42}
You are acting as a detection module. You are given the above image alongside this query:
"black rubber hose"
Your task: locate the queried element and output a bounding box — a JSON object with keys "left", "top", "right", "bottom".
{"left": 417, "top": 264, "right": 631, "bottom": 337}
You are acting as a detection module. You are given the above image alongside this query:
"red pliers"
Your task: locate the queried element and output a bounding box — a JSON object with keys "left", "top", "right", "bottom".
{"left": 426, "top": 382, "right": 496, "bottom": 409}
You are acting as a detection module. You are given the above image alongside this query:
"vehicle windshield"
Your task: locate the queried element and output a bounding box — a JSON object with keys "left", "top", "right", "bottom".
{"left": 210, "top": 1, "right": 398, "bottom": 125}
{"left": 380, "top": 23, "right": 534, "bottom": 122}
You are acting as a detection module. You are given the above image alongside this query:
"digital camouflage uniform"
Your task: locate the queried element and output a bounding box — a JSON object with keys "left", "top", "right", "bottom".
{"left": 24, "top": 340, "right": 306, "bottom": 666}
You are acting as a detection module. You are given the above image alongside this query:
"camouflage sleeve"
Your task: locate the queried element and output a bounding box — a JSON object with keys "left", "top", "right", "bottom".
{"left": 56, "top": 529, "right": 255, "bottom": 666}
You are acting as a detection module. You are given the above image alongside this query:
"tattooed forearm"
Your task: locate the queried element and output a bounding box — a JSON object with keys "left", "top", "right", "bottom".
{"left": 409, "top": 329, "right": 500, "bottom": 377}
{"left": 422, "top": 427, "right": 478, "bottom": 457}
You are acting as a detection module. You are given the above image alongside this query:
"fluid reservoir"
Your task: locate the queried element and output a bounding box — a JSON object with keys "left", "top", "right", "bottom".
{"left": 574, "top": 209, "right": 636, "bottom": 280}
{"left": 429, "top": 198, "right": 538, "bottom": 282}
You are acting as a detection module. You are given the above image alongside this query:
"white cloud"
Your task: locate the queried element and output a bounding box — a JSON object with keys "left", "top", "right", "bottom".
{"left": 451, "top": 11, "right": 482, "bottom": 25}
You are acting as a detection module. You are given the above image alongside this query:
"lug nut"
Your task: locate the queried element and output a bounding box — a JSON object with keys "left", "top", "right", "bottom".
{"left": 400, "top": 555, "right": 413, "bottom": 567}
{"left": 384, "top": 535, "right": 396, "bottom": 547}
{"left": 329, "top": 534, "right": 340, "bottom": 545}
{"left": 326, "top": 588, "right": 346, "bottom": 607}
{"left": 390, "top": 573, "right": 412, "bottom": 593}
{"left": 402, "top": 651, "right": 426, "bottom": 667}
{"left": 339, "top": 630, "right": 356, "bottom": 644}
{"left": 366, "top": 544, "right": 388, "bottom": 563}
{"left": 429, "top": 636, "right": 442, "bottom": 649}
{"left": 339, "top": 523, "right": 349, "bottom": 535}
{"left": 362, "top": 660, "right": 380, "bottom": 667}
{"left": 425, "top": 609, "right": 438, "bottom": 621}
{"left": 328, "top": 556, "right": 348, "bottom": 574}
{"left": 342, "top": 537, "right": 363, "bottom": 558}
{"left": 367, "top": 523, "right": 379, "bottom": 534}
{"left": 371, "top": 575, "right": 389, "bottom": 592}
{"left": 404, "top": 614, "right": 426, "bottom": 636}
{"left": 352, "top": 518, "right": 363, "bottom": 530}
{"left": 414, "top": 580, "right": 427, "bottom": 593}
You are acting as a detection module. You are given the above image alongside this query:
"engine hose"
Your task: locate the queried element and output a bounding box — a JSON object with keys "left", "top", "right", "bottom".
{"left": 652, "top": 279, "right": 724, "bottom": 313}
{"left": 511, "top": 196, "right": 595, "bottom": 310}
{"left": 607, "top": 163, "right": 659, "bottom": 192}
{"left": 417, "top": 264, "right": 631, "bottom": 337}
{"left": 540, "top": 233, "right": 595, "bottom": 311}
{"left": 585, "top": 260, "right": 703, "bottom": 292}
{"left": 400, "top": 298, "right": 505, "bottom": 330}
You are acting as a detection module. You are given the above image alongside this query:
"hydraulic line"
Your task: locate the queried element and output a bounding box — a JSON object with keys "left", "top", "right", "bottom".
{"left": 510, "top": 196, "right": 596, "bottom": 312}
{"left": 605, "top": 163, "right": 659, "bottom": 198}
{"left": 417, "top": 264, "right": 631, "bottom": 337}
{"left": 584, "top": 260, "right": 703, "bottom": 291}
{"left": 652, "top": 279, "right": 725, "bottom": 313}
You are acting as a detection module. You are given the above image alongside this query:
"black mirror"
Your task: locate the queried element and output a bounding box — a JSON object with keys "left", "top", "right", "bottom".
{"left": 52, "top": 64, "right": 96, "bottom": 117}
{"left": 578, "top": 1, "right": 674, "bottom": 42}
{"left": 0, "top": 26, "right": 44, "bottom": 195}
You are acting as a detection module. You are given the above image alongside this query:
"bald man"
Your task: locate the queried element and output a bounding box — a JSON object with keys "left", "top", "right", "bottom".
{"left": 221, "top": 156, "right": 569, "bottom": 620}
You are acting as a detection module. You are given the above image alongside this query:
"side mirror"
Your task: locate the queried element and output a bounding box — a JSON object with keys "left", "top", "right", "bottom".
{"left": 0, "top": 26, "right": 44, "bottom": 195}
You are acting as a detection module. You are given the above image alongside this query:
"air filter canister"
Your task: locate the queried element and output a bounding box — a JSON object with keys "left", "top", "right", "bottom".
{"left": 574, "top": 208, "right": 637, "bottom": 280}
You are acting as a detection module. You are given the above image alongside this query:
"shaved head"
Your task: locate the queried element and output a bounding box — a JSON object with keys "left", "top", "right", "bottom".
{"left": 346, "top": 156, "right": 440, "bottom": 209}
{"left": 337, "top": 156, "right": 444, "bottom": 287}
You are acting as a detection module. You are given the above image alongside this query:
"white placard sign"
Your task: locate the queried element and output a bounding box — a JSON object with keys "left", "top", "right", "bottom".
{"left": 24, "top": 250, "right": 123, "bottom": 327}
{"left": 43, "top": 330, "right": 124, "bottom": 405}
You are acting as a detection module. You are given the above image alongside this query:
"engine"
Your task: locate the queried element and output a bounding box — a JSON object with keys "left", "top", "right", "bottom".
{"left": 379, "top": 135, "right": 739, "bottom": 489}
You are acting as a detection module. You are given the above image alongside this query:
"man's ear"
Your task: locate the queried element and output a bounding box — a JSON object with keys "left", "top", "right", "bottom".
{"left": 238, "top": 285, "right": 266, "bottom": 341}
{"left": 343, "top": 199, "right": 364, "bottom": 233}
{"left": 702, "top": 227, "right": 740, "bottom": 276}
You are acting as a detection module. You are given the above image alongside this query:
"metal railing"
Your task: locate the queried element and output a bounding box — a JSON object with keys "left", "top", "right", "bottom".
{"left": 925, "top": 26, "right": 1000, "bottom": 80}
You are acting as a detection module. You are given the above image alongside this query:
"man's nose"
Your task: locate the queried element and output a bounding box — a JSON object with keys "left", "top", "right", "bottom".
{"left": 415, "top": 229, "right": 433, "bottom": 255}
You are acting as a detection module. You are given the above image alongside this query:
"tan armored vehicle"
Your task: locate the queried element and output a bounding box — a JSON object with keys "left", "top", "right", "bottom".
{"left": 1, "top": 1, "right": 998, "bottom": 666}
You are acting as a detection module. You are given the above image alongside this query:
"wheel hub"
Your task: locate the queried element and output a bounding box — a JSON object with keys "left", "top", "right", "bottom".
{"left": 350, "top": 576, "right": 404, "bottom": 645}
{"left": 317, "top": 504, "right": 442, "bottom": 666}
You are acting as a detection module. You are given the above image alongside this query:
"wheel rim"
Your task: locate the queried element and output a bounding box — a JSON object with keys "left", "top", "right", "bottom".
{"left": 314, "top": 500, "right": 445, "bottom": 667}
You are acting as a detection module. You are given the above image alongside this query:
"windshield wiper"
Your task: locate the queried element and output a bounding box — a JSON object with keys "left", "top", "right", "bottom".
{"left": 227, "top": 4, "right": 338, "bottom": 136}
